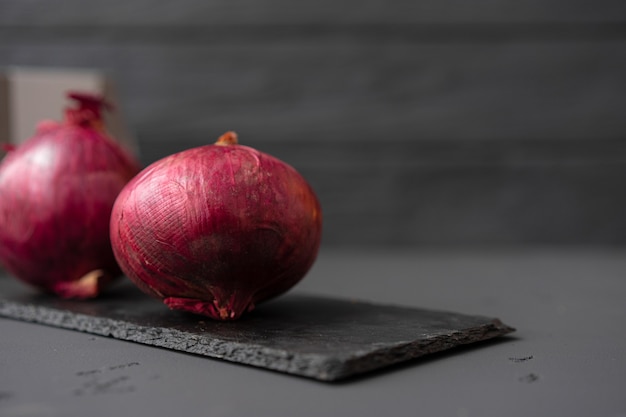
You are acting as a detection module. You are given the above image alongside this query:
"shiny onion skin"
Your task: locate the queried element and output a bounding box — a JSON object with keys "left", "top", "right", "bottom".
{"left": 110, "top": 132, "right": 322, "bottom": 320}
{"left": 0, "top": 92, "right": 141, "bottom": 298}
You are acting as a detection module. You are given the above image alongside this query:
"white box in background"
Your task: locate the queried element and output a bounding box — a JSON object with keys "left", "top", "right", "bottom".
{"left": 0, "top": 67, "right": 137, "bottom": 153}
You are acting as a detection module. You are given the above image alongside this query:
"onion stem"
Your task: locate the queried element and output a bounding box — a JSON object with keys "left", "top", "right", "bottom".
{"left": 215, "top": 131, "right": 239, "bottom": 146}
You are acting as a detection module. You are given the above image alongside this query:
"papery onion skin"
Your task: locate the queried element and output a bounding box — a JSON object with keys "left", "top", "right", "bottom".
{"left": 0, "top": 92, "right": 141, "bottom": 298}
{"left": 110, "top": 132, "right": 322, "bottom": 320}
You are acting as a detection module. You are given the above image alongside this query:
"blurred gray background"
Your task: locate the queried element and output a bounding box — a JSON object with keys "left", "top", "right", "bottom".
{"left": 1, "top": 0, "right": 625, "bottom": 248}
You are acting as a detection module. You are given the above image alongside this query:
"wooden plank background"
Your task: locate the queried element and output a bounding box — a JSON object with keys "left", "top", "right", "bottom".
{"left": 1, "top": 0, "right": 625, "bottom": 247}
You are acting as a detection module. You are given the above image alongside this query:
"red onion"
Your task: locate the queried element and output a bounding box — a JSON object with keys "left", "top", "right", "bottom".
{"left": 110, "top": 132, "right": 322, "bottom": 320}
{"left": 0, "top": 92, "right": 141, "bottom": 298}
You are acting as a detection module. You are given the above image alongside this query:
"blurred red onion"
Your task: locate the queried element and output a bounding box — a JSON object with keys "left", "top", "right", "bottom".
{"left": 0, "top": 92, "right": 141, "bottom": 298}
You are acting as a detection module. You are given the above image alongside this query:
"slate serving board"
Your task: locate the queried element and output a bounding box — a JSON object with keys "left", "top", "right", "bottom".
{"left": 0, "top": 275, "right": 514, "bottom": 381}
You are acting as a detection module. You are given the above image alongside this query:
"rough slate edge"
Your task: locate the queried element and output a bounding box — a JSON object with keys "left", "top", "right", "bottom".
{"left": 0, "top": 279, "right": 515, "bottom": 382}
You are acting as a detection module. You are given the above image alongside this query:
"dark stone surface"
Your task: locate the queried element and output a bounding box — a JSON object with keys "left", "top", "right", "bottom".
{"left": 0, "top": 275, "right": 514, "bottom": 381}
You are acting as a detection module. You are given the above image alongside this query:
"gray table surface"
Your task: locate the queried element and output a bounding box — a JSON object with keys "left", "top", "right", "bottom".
{"left": 1, "top": 247, "right": 625, "bottom": 417}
